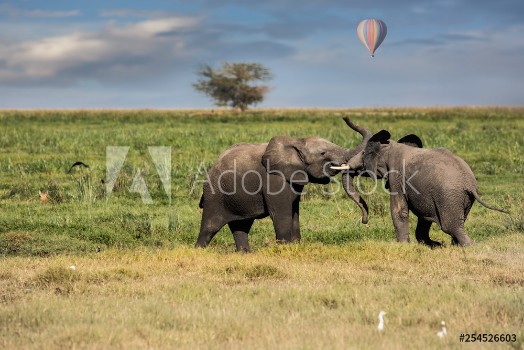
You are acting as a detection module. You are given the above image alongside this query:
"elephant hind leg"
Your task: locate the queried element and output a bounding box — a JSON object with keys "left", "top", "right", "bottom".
{"left": 195, "top": 214, "right": 226, "bottom": 248}
{"left": 229, "top": 219, "right": 254, "bottom": 252}
{"left": 441, "top": 220, "right": 474, "bottom": 246}
{"left": 415, "top": 217, "right": 441, "bottom": 248}
{"left": 450, "top": 230, "right": 474, "bottom": 246}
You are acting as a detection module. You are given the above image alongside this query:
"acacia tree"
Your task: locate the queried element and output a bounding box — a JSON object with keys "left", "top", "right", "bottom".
{"left": 193, "top": 62, "right": 272, "bottom": 111}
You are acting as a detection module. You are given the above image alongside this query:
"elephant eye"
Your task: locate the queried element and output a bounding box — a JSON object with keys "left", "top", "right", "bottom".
{"left": 320, "top": 151, "right": 326, "bottom": 156}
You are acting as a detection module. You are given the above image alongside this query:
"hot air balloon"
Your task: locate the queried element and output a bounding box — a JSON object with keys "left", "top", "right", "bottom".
{"left": 357, "top": 19, "right": 387, "bottom": 57}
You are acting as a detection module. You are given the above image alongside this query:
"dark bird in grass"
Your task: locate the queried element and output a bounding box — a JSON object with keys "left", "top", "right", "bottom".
{"left": 68, "top": 161, "right": 89, "bottom": 173}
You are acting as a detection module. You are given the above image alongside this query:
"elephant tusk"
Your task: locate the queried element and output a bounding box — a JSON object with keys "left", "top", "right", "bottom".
{"left": 330, "top": 164, "right": 350, "bottom": 170}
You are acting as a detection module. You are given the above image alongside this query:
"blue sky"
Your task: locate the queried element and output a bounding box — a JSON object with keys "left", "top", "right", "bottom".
{"left": 0, "top": 0, "right": 523, "bottom": 108}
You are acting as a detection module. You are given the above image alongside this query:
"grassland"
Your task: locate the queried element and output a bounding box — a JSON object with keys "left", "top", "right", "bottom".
{"left": 0, "top": 107, "right": 523, "bottom": 349}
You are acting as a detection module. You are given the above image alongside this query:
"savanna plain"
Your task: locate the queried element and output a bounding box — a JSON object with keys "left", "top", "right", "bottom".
{"left": 0, "top": 108, "right": 523, "bottom": 349}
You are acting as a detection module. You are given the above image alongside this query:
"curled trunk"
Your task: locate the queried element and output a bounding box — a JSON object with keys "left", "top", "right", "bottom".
{"left": 341, "top": 116, "right": 371, "bottom": 223}
{"left": 342, "top": 171, "right": 369, "bottom": 224}
{"left": 343, "top": 117, "right": 372, "bottom": 158}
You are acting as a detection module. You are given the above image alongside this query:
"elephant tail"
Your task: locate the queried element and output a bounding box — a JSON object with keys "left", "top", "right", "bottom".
{"left": 470, "top": 190, "right": 509, "bottom": 214}
{"left": 199, "top": 195, "right": 204, "bottom": 209}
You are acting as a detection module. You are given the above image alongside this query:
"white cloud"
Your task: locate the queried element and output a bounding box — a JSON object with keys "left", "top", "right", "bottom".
{"left": 0, "top": 16, "right": 201, "bottom": 84}
{"left": 99, "top": 9, "right": 182, "bottom": 19}
{"left": 113, "top": 17, "right": 200, "bottom": 37}
{"left": 0, "top": 12, "right": 296, "bottom": 87}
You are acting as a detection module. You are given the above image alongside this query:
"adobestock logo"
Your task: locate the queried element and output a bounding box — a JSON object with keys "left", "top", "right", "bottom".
{"left": 105, "top": 150, "right": 420, "bottom": 203}
{"left": 191, "top": 159, "right": 420, "bottom": 197}
{"left": 105, "top": 146, "right": 171, "bottom": 204}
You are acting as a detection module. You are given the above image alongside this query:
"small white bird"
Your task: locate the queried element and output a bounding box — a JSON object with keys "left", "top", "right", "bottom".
{"left": 437, "top": 321, "right": 447, "bottom": 338}
{"left": 69, "top": 265, "right": 76, "bottom": 271}
{"left": 377, "top": 311, "right": 386, "bottom": 332}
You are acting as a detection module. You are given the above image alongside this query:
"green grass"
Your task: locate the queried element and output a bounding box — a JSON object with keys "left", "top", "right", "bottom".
{"left": 0, "top": 107, "right": 523, "bottom": 348}
{"left": 0, "top": 107, "right": 522, "bottom": 254}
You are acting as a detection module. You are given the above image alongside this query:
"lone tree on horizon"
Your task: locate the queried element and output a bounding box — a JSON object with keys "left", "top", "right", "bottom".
{"left": 193, "top": 62, "right": 272, "bottom": 112}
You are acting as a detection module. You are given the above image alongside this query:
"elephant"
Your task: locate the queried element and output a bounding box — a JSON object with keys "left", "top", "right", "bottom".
{"left": 195, "top": 119, "right": 371, "bottom": 252}
{"left": 334, "top": 129, "right": 509, "bottom": 247}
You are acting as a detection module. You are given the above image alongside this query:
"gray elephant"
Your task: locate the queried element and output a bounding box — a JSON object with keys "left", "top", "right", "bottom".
{"left": 334, "top": 129, "right": 509, "bottom": 246}
{"left": 195, "top": 119, "right": 370, "bottom": 251}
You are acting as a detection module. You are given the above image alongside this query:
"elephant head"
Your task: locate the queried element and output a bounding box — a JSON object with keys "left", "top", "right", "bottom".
{"left": 261, "top": 118, "right": 376, "bottom": 224}
{"left": 261, "top": 136, "right": 348, "bottom": 185}
{"left": 361, "top": 129, "right": 391, "bottom": 180}
{"left": 333, "top": 122, "right": 423, "bottom": 224}
{"left": 346, "top": 130, "right": 423, "bottom": 179}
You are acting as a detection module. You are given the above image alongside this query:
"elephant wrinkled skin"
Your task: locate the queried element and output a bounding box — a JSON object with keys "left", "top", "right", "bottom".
{"left": 195, "top": 119, "right": 370, "bottom": 252}
{"left": 339, "top": 129, "right": 509, "bottom": 247}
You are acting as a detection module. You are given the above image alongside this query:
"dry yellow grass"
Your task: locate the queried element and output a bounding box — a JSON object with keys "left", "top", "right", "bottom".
{"left": 1, "top": 234, "right": 523, "bottom": 349}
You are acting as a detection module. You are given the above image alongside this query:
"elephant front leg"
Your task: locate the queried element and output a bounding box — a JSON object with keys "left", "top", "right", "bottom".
{"left": 291, "top": 199, "right": 301, "bottom": 242}
{"left": 271, "top": 210, "right": 294, "bottom": 243}
{"left": 265, "top": 179, "right": 299, "bottom": 244}
{"left": 390, "top": 193, "right": 410, "bottom": 243}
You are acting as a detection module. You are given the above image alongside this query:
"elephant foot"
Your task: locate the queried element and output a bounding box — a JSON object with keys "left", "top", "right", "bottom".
{"left": 236, "top": 246, "right": 251, "bottom": 253}
{"left": 233, "top": 231, "right": 251, "bottom": 252}
{"left": 290, "top": 236, "right": 301, "bottom": 243}
{"left": 195, "top": 240, "right": 208, "bottom": 248}
{"left": 276, "top": 238, "right": 300, "bottom": 245}
{"left": 419, "top": 239, "right": 442, "bottom": 248}
{"left": 452, "top": 237, "right": 475, "bottom": 247}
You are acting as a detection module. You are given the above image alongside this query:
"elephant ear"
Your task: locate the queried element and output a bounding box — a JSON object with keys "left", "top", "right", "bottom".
{"left": 262, "top": 136, "right": 309, "bottom": 184}
{"left": 363, "top": 130, "right": 390, "bottom": 179}
{"left": 398, "top": 134, "right": 423, "bottom": 148}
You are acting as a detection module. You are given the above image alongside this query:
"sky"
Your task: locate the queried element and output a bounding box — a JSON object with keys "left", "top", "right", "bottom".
{"left": 0, "top": 0, "right": 523, "bottom": 108}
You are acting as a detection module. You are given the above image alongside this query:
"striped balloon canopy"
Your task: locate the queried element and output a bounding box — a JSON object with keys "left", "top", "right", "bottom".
{"left": 357, "top": 19, "right": 387, "bottom": 57}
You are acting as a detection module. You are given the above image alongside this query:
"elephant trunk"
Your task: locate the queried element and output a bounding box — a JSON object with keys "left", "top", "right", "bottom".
{"left": 342, "top": 171, "right": 369, "bottom": 224}
{"left": 338, "top": 117, "right": 371, "bottom": 224}
{"left": 343, "top": 116, "right": 372, "bottom": 159}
